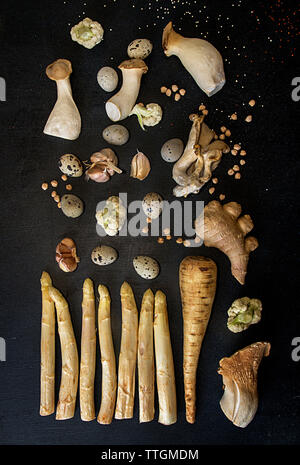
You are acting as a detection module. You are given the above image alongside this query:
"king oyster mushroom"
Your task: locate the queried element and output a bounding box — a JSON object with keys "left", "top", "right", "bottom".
{"left": 105, "top": 59, "right": 148, "bottom": 122}
{"left": 43, "top": 59, "right": 81, "bottom": 140}
{"left": 218, "top": 342, "right": 271, "bottom": 428}
{"left": 162, "top": 22, "right": 226, "bottom": 96}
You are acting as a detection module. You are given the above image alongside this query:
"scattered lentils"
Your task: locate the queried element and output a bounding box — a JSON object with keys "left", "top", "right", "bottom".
{"left": 41, "top": 182, "right": 48, "bottom": 190}
{"left": 235, "top": 172, "right": 242, "bottom": 179}
{"left": 66, "top": 184, "right": 72, "bottom": 191}
{"left": 245, "top": 115, "right": 252, "bottom": 122}
{"left": 209, "top": 187, "right": 215, "bottom": 194}
{"left": 248, "top": 99, "right": 256, "bottom": 107}
{"left": 219, "top": 194, "right": 226, "bottom": 201}
{"left": 51, "top": 180, "right": 58, "bottom": 187}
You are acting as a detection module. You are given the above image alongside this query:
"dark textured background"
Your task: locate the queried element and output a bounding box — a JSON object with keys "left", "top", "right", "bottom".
{"left": 0, "top": 0, "right": 299, "bottom": 447}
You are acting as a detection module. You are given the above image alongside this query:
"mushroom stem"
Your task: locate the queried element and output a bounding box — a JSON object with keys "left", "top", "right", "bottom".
{"left": 105, "top": 59, "right": 148, "bottom": 122}
{"left": 162, "top": 22, "right": 225, "bottom": 97}
{"left": 44, "top": 59, "right": 81, "bottom": 140}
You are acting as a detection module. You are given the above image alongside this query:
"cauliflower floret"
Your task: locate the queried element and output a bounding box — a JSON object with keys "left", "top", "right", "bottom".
{"left": 96, "top": 196, "right": 126, "bottom": 236}
{"left": 130, "top": 103, "right": 163, "bottom": 130}
{"left": 70, "top": 18, "right": 104, "bottom": 49}
{"left": 227, "top": 297, "right": 262, "bottom": 333}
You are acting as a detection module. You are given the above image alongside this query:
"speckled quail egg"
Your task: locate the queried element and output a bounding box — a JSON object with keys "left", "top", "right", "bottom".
{"left": 58, "top": 154, "right": 83, "bottom": 177}
{"left": 161, "top": 138, "right": 184, "bottom": 163}
{"left": 133, "top": 255, "right": 160, "bottom": 279}
{"left": 102, "top": 124, "right": 129, "bottom": 145}
{"left": 91, "top": 245, "right": 118, "bottom": 266}
{"left": 97, "top": 66, "right": 119, "bottom": 92}
{"left": 127, "top": 39, "right": 153, "bottom": 60}
{"left": 61, "top": 194, "right": 84, "bottom": 218}
{"left": 142, "top": 192, "right": 164, "bottom": 219}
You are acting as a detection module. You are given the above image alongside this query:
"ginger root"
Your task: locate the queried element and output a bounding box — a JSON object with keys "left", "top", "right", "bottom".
{"left": 195, "top": 200, "right": 258, "bottom": 285}
{"left": 172, "top": 114, "right": 229, "bottom": 197}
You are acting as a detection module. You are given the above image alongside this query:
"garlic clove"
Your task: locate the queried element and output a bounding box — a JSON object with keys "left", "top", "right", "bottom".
{"left": 130, "top": 151, "right": 151, "bottom": 180}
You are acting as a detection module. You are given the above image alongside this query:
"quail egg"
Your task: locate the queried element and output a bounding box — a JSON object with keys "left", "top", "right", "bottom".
{"left": 97, "top": 66, "right": 119, "bottom": 92}
{"left": 102, "top": 124, "right": 129, "bottom": 146}
{"left": 142, "top": 192, "right": 164, "bottom": 219}
{"left": 61, "top": 194, "right": 84, "bottom": 218}
{"left": 127, "top": 39, "right": 153, "bottom": 60}
{"left": 58, "top": 154, "right": 83, "bottom": 177}
{"left": 161, "top": 138, "right": 184, "bottom": 163}
{"left": 133, "top": 255, "right": 160, "bottom": 279}
{"left": 91, "top": 245, "right": 118, "bottom": 266}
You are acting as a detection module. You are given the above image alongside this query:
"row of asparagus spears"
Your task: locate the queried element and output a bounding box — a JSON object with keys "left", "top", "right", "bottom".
{"left": 40, "top": 272, "right": 177, "bottom": 425}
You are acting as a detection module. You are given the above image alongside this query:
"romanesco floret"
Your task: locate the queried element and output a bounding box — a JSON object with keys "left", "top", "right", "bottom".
{"left": 70, "top": 18, "right": 104, "bottom": 49}
{"left": 227, "top": 297, "right": 262, "bottom": 333}
{"left": 130, "top": 103, "right": 163, "bottom": 130}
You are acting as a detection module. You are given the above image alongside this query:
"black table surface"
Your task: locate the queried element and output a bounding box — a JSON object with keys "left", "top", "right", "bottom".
{"left": 0, "top": 0, "right": 299, "bottom": 448}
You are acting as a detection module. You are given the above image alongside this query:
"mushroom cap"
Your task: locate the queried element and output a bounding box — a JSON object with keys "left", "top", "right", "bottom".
{"left": 118, "top": 58, "right": 148, "bottom": 74}
{"left": 46, "top": 59, "right": 72, "bottom": 81}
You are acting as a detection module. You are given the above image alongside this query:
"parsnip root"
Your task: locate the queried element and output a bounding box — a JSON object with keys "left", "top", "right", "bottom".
{"left": 115, "top": 282, "right": 138, "bottom": 419}
{"left": 179, "top": 256, "right": 217, "bottom": 423}
{"left": 97, "top": 285, "right": 117, "bottom": 424}
{"left": 138, "top": 289, "right": 155, "bottom": 423}
{"left": 40, "top": 271, "right": 55, "bottom": 416}
{"left": 48, "top": 286, "right": 79, "bottom": 420}
{"left": 154, "top": 290, "right": 177, "bottom": 425}
{"left": 79, "top": 278, "right": 96, "bottom": 421}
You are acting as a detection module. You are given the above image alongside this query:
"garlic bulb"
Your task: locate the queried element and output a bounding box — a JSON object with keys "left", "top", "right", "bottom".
{"left": 130, "top": 151, "right": 151, "bottom": 180}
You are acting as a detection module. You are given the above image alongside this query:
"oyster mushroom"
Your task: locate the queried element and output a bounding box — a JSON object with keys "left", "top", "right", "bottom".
{"left": 172, "top": 114, "right": 229, "bottom": 197}
{"left": 162, "top": 22, "right": 226, "bottom": 96}
{"left": 43, "top": 59, "right": 81, "bottom": 140}
{"left": 105, "top": 59, "right": 148, "bottom": 122}
{"left": 218, "top": 342, "right": 271, "bottom": 428}
{"left": 85, "top": 148, "right": 122, "bottom": 183}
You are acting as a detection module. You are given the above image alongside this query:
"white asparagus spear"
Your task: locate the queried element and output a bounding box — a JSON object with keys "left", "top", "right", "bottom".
{"left": 154, "top": 290, "right": 177, "bottom": 425}
{"left": 48, "top": 286, "right": 79, "bottom": 420}
{"left": 138, "top": 289, "right": 155, "bottom": 423}
{"left": 115, "top": 282, "right": 138, "bottom": 419}
{"left": 40, "top": 271, "right": 55, "bottom": 416}
{"left": 79, "top": 278, "right": 96, "bottom": 421}
{"left": 97, "top": 285, "right": 117, "bottom": 424}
